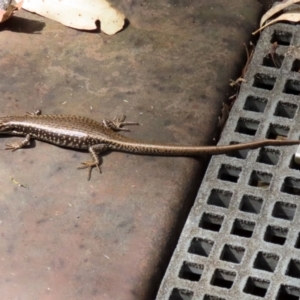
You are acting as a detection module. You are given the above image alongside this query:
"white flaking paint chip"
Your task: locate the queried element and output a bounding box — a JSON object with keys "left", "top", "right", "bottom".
{"left": 21, "top": 0, "right": 125, "bottom": 35}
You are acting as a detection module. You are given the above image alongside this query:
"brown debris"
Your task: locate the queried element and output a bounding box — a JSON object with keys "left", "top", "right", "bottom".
{"left": 217, "top": 42, "right": 255, "bottom": 133}
{"left": 0, "top": 1, "right": 22, "bottom": 23}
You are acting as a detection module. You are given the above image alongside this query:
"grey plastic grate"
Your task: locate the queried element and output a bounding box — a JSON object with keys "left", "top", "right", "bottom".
{"left": 156, "top": 23, "right": 300, "bottom": 300}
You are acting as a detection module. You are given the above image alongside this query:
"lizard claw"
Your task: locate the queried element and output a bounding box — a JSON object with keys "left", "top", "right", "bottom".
{"left": 114, "top": 115, "right": 139, "bottom": 128}
{"left": 5, "top": 143, "right": 21, "bottom": 152}
{"left": 77, "top": 161, "right": 101, "bottom": 180}
{"left": 102, "top": 115, "right": 139, "bottom": 132}
{"left": 4, "top": 134, "right": 32, "bottom": 152}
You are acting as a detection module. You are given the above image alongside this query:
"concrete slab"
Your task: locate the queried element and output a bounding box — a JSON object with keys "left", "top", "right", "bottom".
{"left": 0, "top": 1, "right": 263, "bottom": 299}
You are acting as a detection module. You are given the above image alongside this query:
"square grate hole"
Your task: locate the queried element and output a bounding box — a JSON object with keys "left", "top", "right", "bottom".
{"left": 295, "top": 233, "right": 300, "bottom": 249}
{"left": 235, "top": 118, "right": 260, "bottom": 136}
{"left": 253, "top": 251, "right": 279, "bottom": 273}
{"left": 272, "top": 201, "right": 296, "bottom": 221}
{"left": 218, "top": 164, "right": 241, "bottom": 183}
{"left": 257, "top": 148, "right": 280, "bottom": 166}
{"left": 277, "top": 285, "right": 300, "bottom": 300}
{"left": 243, "top": 277, "right": 270, "bottom": 298}
{"left": 210, "top": 269, "right": 236, "bottom": 289}
{"left": 262, "top": 54, "right": 284, "bottom": 68}
{"left": 239, "top": 194, "right": 263, "bottom": 214}
{"left": 203, "top": 295, "right": 225, "bottom": 300}
{"left": 290, "top": 155, "right": 300, "bottom": 171}
{"left": 292, "top": 59, "right": 300, "bottom": 72}
{"left": 231, "top": 219, "right": 255, "bottom": 238}
{"left": 169, "top": 288, "right": 194, "bottom": 300}
{"left": 226, "top": 141, "right": 249, "bottom": 159}
{"left": 281, "top": 177, "right": 300, "bottom": 195}
{"left": 264, "top": 225, "right": 288, "bottom": 245}
{"left": 286, "top": 259, "right": 300, "bottom": 279}
{"left": 274, "top": 101, "right": 297, "bottom": 119}
{"left": 179, "top": 261, "right": 204, "bottom": 282}
{"left": 249, "top": 170, "right": 272, "bottom": 189}
{"left": 207, "top": 189, "right": 232, "bottom": 208}
{"left": 243, "top": 96, "right": 267, "bottom": 113}
{"left": 270, "top": 30, "right": 292, "bottom": 45}
{"left": 219, "top": 244, "right": 245, "bottom": 264}
{"left": 188, "top": 237, "right": 214, "bottom": 257}
{"left": 284, "top": 79, "right": 300, "bottom": 95}
{"left": 253, "top": 73, "right": 276, "bottom": 90}
{"left": 199, "top": 213, "right": 224, "bottom": 232}
{"left": 266, "top": 123, "right": 289, "bottom": 140}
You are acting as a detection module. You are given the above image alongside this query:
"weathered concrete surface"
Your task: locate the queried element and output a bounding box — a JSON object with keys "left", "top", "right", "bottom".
{"left": 0, "top": 1, "right": 263, "bottom": 299}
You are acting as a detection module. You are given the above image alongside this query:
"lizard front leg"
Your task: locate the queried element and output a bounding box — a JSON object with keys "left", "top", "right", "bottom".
{"left": 77, "top": 144, "right": 110, "bottom": 180}
{"left": 102, "top": 115, "right": 139, "bottom": 132}
{"left": 5, "top": 133, "right": 33, "bottom": 151}
{"left": 26, "top": 110, "right": 42, "bottom": 116}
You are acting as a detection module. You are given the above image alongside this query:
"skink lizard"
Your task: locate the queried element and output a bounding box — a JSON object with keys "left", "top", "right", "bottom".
{"left": 0, "top": 112, "right": 299, "bottom": 180}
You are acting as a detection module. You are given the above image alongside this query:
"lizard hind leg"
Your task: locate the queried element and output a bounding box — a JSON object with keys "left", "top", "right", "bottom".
{"left": 5, "top": 133, "right": 33, "bottom": 152}
{"left": 102, "top": 115, "right": 139, "bottom": 132}
{"left": 77, "top": 144, "right": 109, "bottom": 180}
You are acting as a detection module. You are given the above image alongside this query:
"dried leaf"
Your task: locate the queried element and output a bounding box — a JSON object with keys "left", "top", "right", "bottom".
{"left": 270, "top": 41, "right": 279, "bottom": 68}
{"left": 228, "top": 93, "right": 237, "bottom": 100}
{"left": 22, "top": 0, "right": 125, "bottom": 35}
{"left": 0, "top": 1, "right": 22, "bottom": 23}
{"left": 10, "top": 177, "right": 28, "bottom": 188}
{"left": 218, "top": 102, "right": 230, "bottom": 132}
{"left": 270, "top": 41, "right": 278, "bottom": 57}
{"left": 240, "top": 42, "right": 254, "bottom": 79}
{"left": 260, "top": 0, "right": 300, "bottom": 27}
{"left": 253, "top": 9, "right": 300, "bottom": 35}
{"left": 229, "top": 78, "right": 246, "bottom": 87}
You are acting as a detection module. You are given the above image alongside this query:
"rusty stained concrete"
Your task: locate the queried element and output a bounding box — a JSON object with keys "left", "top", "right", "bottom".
{"left": 0, "top": 1, "right": 262, "bottom": 300}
